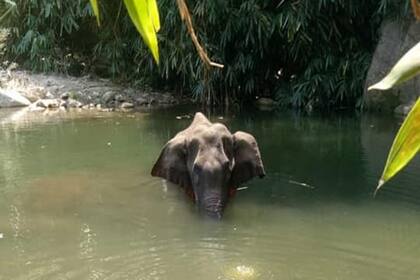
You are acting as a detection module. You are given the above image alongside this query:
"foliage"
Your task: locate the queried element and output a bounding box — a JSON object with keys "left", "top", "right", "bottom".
{"left": 369, "top": 41, "right": 420, "bottom": 91}
{"left": 121, "top": 0, "right": 160, "bottom": 63}
{"left": 2, "top": 0, "right": 410, "bottom": 107}
{"left": 368, "top": 40, "right": 420, "bottom": 195}
{"left": 3, "top": 0, "right": 93, "bottom": 73}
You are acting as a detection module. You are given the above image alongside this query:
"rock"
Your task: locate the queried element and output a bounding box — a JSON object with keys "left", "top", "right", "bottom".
{"left": 0, "top": 69, "right": 180, "bottom": 110}
{"left": 256, "top": 97, "right": 277, "bottom": 106}
{"left": 68, "top": 99, "right": 83, "bottom": 108}
{"left": 255, "top": 97, "right": 278, "bottom": 111}
{"left": 364, "top": 19, "right": 420, "bottom": 113}
{"left": 60, "top": 100, "right": 68, "bottom": 109}
{"left": 176, "top": 115, "right": 191, "bottom": 120}
{"left": 60, "top": 92, "right": 70, "bottom": 100}
{"left": 38, "top": 99, "right": 60, "bottom": 109}
{"left": 115, "top": 94, "right": 125, "bottom": 103}
{"left": 0, "top": 89, "right": 32, "bottom": 107}
{"left": 120, "top": 102, "right": 134, "bottom": 109}
{"left": 149, "top": 98, "right": 157, "bottom": 105}
{"left": 135, "top": 97, "right": 149, "bottom": 106}
{"left": 45, "top": 92, "right": 55, "bottom": 99}
{"left": 160, "top": 93, "right": 177, "bottom": 104}
{"left": 28, "top": 102, "right": 45, "bottom": 111}
{"left": 394, "top": 102, "right": 415, "bottom": 115}
{"left": 102, "top": 91, "right": 116, "bottom": 104}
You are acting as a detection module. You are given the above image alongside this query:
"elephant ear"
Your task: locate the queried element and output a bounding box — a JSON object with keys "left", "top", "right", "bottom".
{"left": 231, "top": 131, "right": 265, "bottom": 186}
{"left": 151, "top": 134, "right": 192, "bottom": 189}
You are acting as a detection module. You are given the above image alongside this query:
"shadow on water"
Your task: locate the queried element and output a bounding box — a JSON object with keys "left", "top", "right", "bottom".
{"left": 0, "top": 106, "right": 420, "bottom": 280}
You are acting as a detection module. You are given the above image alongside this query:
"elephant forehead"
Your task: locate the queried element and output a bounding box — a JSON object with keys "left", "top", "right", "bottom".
{"left": 190, "top": 123, "right": 231, "bottom": 143}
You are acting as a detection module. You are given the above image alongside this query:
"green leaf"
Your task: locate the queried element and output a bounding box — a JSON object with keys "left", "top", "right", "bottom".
{"left": 123, "top": 0, "right": 160, "bottom": 64}
{"left": 147, "top": 0, "right": 160, "bottom": 32}
{"left": 89, "top": 0, "right": 100, "bottom": 26}
{"left": 375, "top": 98, "right": 420, "bottom": 195}
{"left": 368, "top": 42, "right": 420, "bottom": 91}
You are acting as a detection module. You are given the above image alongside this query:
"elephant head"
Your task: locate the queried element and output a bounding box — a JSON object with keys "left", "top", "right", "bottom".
{"left": 151, "top": 112, "right": 265, "bottom": 219}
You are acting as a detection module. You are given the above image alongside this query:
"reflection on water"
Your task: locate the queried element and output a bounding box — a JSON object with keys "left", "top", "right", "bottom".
{"left": 0, "top": 108, "right": 420, "bottom": 280}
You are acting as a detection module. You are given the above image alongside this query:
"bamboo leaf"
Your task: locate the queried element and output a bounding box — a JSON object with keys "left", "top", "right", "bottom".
{"left": 368, "top": 42, "right": 420, "bottom": 91}
{"left": 375, "top": 98, "right": 420, "bottom": 195}
{"left": 89, "top": 0, "right": 100, "bottom": 26}
{"left": 148, "top": 0, "right": 160, "bottom": 32}
{"left": 123, "top": 0, "right": 160, "bottom": 64}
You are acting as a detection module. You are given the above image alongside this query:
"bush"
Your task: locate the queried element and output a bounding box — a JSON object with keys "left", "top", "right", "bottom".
{"left": 2, "top": 0, "right": 410, "bottom": 108}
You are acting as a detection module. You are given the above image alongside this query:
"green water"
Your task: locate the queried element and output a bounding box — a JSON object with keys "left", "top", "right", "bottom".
{"left": 0, "top": 107, "right": 420, "bottom": 280}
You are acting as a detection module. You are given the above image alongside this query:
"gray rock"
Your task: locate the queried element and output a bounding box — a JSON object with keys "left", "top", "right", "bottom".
{"left": 149, "top": 98, "right": 157, "bottom": 105}
{"left": 28, "top": 102, "right": 46, "bottom": 111}
{"left": 364, "top": 19, "right": 420, "bottom": 113}
{"left": 102, "top": 91, "right": 116, "bottom": 104}
{"left": 120, "top": 102, "right": 134, "bottom": 109}
{"left": 45, "top": 92, "right": 55, "bottom": 99}
{"left": 60, "top": 92, "right": 70, "bottom": 100}
{"left": 394, "top": 102, "right": 415, "bottom": 115}
{"left": 115, "top": 94, "right": 125, "bottom": 103}
{"left": 67, "top": 98, "right": 83, "bottom": 108}
{"left": 135, "top": 97, "right": 149, "bottom": 106}
{"left": 38, "top": 99, "right": 60, "bottom": 109}
{"left": 256, "top": 97, "right": 278, "bottom": 106}
{"left": 160, "top": 93, "right": 177, "bottom": 104}
{"left": 60, "top": 100, "right": 68, "bottom": 108}
{"left": 0, "top": 89, "right": 32, "bottom": 107}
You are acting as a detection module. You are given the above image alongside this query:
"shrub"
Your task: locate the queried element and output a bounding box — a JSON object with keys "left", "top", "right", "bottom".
{"left": 2, "top": 0, "right": 410, "bottom": 108}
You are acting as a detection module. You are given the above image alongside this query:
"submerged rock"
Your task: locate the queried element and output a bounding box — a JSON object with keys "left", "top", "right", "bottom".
{"left": 255, "top": 97, "right": 278, "bottom": 111}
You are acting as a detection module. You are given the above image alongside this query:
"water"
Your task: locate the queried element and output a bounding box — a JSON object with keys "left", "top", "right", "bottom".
{"left": 0, "top": 107, "right": 419, "bottom": 280}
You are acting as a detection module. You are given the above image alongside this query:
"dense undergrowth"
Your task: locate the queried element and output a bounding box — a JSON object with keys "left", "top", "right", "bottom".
{"left": 1, "top": 0, "right": 410, "bottom": 108}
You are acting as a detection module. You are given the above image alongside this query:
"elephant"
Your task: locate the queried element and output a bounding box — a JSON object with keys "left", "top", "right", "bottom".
{"left": 151, "top": 112, "right": 265, "bottom": 219}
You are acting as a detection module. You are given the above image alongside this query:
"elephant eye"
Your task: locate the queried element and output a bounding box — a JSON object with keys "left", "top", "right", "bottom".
{"left": 193, "top": 164, "right": 203, "bottom": 173}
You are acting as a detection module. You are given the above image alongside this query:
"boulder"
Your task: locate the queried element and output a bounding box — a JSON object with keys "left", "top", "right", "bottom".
{"left": 120, "top": 102, "right": 134, "bottom": 109}
{"left": 102, "top": 91, "right": 116, "bottom": 104}
{"left": 38, "top": 99, "right": 60, "bottom": 109}
{"left": 67, "top": 99, "right": 83, "bottom": 108}
{"left": 60, "top": 92, "right": 70, "bottom": 100}
{"left": 364, "top": 19, "right": 420, "bottom": 113}
{"left": 135, "top": 97, "right": 148, "bottom": 106}
{"left": 0, "top": 89, "right": 31, "bottom": 108}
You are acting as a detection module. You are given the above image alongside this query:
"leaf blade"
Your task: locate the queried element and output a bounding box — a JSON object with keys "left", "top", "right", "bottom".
{"left": 89, "top": 0, "right": 100, "bottom": 26}
{"left": 148, "top": 0, "right": 160, "bottom": 32}
{"left": 368, "top": 42, "right": 420, "bottom": 91}
{"left": 123, "top": 0, "right": 160, "bottom": 64}
{"left": 375, "top": 98, "right": 420, "bottom": 194}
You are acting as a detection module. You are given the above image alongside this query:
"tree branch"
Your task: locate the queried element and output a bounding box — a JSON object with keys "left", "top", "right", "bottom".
{"left": 176, "top": 0, "right": 224, "bottom": 69}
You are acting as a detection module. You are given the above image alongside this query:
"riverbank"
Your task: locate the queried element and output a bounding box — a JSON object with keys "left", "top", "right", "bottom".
{"left": 0, "top": 67, "right": 180, "bottom": 112}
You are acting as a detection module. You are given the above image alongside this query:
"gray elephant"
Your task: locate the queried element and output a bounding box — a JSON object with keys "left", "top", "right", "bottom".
{"left": 151, "top": 112, "right": 265, "bottom": 219}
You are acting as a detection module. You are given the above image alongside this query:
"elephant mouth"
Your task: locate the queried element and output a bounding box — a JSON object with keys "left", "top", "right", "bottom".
{"left": 199, "top": 197, "right": 225, "bottom": 219}
{"left": 203, "top": 210, "right": 223, "bottom": 220}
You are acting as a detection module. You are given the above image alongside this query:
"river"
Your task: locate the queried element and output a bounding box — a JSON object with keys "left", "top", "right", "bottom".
{"left": 0, "top": 107, "right": 419, "bottom": 280}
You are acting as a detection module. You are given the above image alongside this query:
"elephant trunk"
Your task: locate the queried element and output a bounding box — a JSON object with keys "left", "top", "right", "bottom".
{"left": 198, "top": 194, "right": 226, "bottom": 219}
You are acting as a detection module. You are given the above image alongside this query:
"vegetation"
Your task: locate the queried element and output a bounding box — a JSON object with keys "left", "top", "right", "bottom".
{"left": 2, "top": 0, "right": 410, "bottom": 108}
{"left": 369, "top": 35, "right": 420, "bottom": 195}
